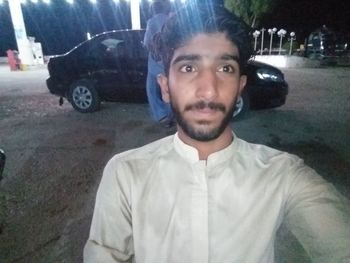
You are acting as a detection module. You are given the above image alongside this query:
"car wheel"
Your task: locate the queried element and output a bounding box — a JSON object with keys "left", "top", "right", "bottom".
{"left": 69, "top": 80, "right": 100, "bottom": 113}
{"left": 233, "top": 90, "right": 250, "bottom": 119}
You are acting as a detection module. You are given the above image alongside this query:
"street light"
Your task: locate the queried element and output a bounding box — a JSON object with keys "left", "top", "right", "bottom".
{"left": 253, "top": 30, "right": 260, "bottom": 52}
{"left": 289, "top": 32, "right": 296, "bottom": 55}
{"left": 277, "top": 29, "right": 287, "bottom": 55}
{"left": 268, "top": 27, "right": 277, "bottom": 55}
{"left": 260, "top": 28, "right": 265, "bottom": 55}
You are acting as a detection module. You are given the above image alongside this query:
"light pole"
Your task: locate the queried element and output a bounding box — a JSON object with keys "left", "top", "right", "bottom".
{"left": 277, "top": 29, "right": 287, "bottom": 55}
{"left": 260, "top": 28, "right": 265, "bottom": 55}
{"left": 8, "top": 0, "right": 34, "bottom": 66}
{"left": 289, "top": 32, "right": 296, "bottom": 55}
{"left": 130, "top": 0, "right": 141, "bottom": 29}
{"left": 268, "top": 27, "right": 277, "bottom": 55}
{"left": 253, "top": 30, "right": 260, "bottom": 53}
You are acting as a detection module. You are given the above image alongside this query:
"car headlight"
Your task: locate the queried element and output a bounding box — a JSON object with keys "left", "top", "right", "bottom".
{"left": 256, "top": 68, "right": 284, "bottom": 82}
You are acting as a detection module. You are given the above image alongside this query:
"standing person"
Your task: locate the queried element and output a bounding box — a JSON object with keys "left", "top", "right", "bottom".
{"left": 143, "top": 0, "right": 173, "bottom": 126}
{"left": 84, "top": 3, "right": 350, "bottom": 263}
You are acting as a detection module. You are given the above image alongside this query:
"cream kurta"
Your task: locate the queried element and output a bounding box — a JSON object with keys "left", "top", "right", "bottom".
{"left": 84, "top": 134, "right": 350, "bottom": 263}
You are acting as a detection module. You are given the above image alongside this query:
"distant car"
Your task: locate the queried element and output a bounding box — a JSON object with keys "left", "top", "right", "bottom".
{"left": 46, "top": 29, "right": 288, "bottom": 118}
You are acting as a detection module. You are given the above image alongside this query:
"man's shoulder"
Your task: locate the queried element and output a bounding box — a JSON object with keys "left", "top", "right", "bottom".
{"left": 147, "top": 14, "right": 168, "bottom": 27}
{"left": 235, "top": 137, "right": 301, "bottom": 165}
{"left": 109, "top": 135, "right": 174, "bottom": 164}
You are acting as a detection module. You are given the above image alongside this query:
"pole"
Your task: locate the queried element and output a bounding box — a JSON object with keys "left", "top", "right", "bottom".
{"left": 279, "top": 36, "right": 283, "bottom": 55}
{"left": 130, "top": 0, "right": 141, "bottom": 29}
{"left": 260, "top": 28, "right": 265, "bottom": 55}
{"left": 289, "top": 32, "right": 295, "bottom": 56}
{"left": 8, "top": 0, "right": 34, "bottom": 66}
{"left": 254, "top": 37, "right": 258, "bottom": 51}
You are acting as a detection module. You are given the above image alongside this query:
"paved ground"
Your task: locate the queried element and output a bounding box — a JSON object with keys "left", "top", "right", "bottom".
{"left": 0, "top": 64, "right": 349, "bottom": 262}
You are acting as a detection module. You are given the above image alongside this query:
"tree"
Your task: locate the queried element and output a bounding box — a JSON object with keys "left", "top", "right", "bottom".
{"left": 224, "top": 0, "right": 278, "bottom": 28}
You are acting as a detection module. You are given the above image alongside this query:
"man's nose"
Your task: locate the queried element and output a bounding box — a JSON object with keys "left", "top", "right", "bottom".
{"left": 195, "top": 69, "right": 218, "bottom": 100}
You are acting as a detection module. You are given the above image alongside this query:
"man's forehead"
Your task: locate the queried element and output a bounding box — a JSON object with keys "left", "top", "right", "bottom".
{"left": 171, "top": 32, "right": 240, "bottom": 62}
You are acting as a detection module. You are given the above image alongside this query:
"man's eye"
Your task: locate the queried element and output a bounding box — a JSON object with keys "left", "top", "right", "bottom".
{"left": 219, "top": 65, "right": 234, "bottom": 73}
{"left": 180, "top": 65, "right": 195, "bottom": 73}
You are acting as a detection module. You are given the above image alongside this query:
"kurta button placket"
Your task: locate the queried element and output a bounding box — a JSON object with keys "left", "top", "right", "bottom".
{"left": 191, "top": 161, "right": 209, "bottom": 263}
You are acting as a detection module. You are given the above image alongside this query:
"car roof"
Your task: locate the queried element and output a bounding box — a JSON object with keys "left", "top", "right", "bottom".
{"left": 66, "top": 29, "right": 146, "bottom": 54}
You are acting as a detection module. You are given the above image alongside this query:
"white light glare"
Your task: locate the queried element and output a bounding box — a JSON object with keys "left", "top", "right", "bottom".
{"left": 43, "top": 0, "right": 50, "bottom": 4}
{"left": 66, "top": 0, "right": 74, "bottom": 4}
{"left": 20, "top": 0, "right": 27, "bottom": 4}
{"left": 0, "top": 0, "right": 3, "bottom": 5}
{"left": 31, "top": 0, "right": 39, "bottom": 3}
{"left": 90, "top": 0, "right": 97, "bottom": 4}
{"left": 113, "top": 0, "right": 119, "bottom": 3}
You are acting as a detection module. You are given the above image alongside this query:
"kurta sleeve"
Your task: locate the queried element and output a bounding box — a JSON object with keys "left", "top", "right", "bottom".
{"left": 84, "top": 158, "right": 134, "bottom": 263}
{"left": 284, "top": 158, "right": 350, "bottom": 263}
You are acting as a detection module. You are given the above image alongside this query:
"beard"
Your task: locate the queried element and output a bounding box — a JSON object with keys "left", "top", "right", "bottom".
{"left": 170, "top": 97, "right": 236, "bottom": 142}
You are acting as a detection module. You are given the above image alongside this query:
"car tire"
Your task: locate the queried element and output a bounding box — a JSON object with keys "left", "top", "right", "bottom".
{"left": 68, "top": 80, "right": 100, "bottom": 113}
{"left": 233, "top": 90, "right": 250, "bottom": 119}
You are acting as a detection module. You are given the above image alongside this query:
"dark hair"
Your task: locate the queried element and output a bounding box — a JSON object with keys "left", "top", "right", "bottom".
{"left": 154, "top": 3, "right": 253, "bottom": 75}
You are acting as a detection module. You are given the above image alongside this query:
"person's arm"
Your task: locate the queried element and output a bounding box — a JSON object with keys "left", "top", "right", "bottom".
{"left": 284, "top": 159, "right": 350, "bottom": 263}
{"left": 84, "top": 158, "right": 134, "bottom": 263}
{"left": 143, "top": 19, "right": 156, "bottom": 51}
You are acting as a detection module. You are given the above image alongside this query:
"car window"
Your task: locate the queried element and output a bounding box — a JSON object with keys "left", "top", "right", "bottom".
{"left": 83, "top": 32, "right": 148, "bottom": 65}
{"left": 105, "top": 39, "right": 129, "bottom": 59}
{"left": 87, "top": 36, "right": 128, "bottom": 59}
{"left": 132, "top": 32, "right": 148, "bottom": 59}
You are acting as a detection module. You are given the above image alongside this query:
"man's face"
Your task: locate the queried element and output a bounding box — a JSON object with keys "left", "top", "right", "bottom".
{"left": 158, "top": 32, "right": 247, "bottom": 142}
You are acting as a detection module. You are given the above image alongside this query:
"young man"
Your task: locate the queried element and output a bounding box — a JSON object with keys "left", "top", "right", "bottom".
{"left": 84, "top": 4, "right": 350, "bottom": 263}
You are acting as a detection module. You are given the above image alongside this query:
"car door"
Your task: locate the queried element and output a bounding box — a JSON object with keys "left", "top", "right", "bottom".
{"left": 121, "top": 30, "right": 148, "bottom": 102}
{"left": 81, "top": 32, "right": 129, "bottom": 101}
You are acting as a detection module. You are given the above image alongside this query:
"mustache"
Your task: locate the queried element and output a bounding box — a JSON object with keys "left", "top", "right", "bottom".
{"left": 184, "top": 101, "right": 226, "bottom": 113}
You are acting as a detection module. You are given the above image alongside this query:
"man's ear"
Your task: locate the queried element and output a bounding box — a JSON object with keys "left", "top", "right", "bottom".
{"left": 157, "top": 74, "right": 170, "bottom": 103}
{"left": 239, "top": 75, "right": 247, "bottom": 95}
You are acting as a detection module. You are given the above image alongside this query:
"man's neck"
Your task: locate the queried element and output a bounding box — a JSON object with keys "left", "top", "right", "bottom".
{"left": 177, "top": 127, "right": 233, "bottom": 160}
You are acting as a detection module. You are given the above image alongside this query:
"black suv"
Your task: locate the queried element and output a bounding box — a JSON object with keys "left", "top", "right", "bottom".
{"left": 46, "top": 29, "right": 288, "bottom": 118}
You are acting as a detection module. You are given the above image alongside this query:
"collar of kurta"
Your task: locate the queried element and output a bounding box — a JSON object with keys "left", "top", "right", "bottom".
{"left": 173, "top": 132, "right": 239, "bottom": 166}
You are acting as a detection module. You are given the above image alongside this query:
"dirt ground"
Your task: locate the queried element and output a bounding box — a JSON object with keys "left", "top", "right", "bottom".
{"left": 0, "top": 64, "right": 349, "bottom": 263}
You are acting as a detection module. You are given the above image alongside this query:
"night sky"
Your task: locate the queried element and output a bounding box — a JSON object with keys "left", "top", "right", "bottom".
{"left": 0, "top": 0, "right": 349, "bottom": 56}
{"left": 260, "top": 0, "right": 350, "bottom": 44}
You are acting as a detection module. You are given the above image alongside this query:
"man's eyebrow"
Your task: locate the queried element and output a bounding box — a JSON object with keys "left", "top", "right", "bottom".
{"left": 220, "top": 54, "right": 240, "bottom": 63}
{"left": 172, "top": 54, "right": 240, "bottom": 65}
{"left": 172, "top": 54, "right": 201, "bottom": 65}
